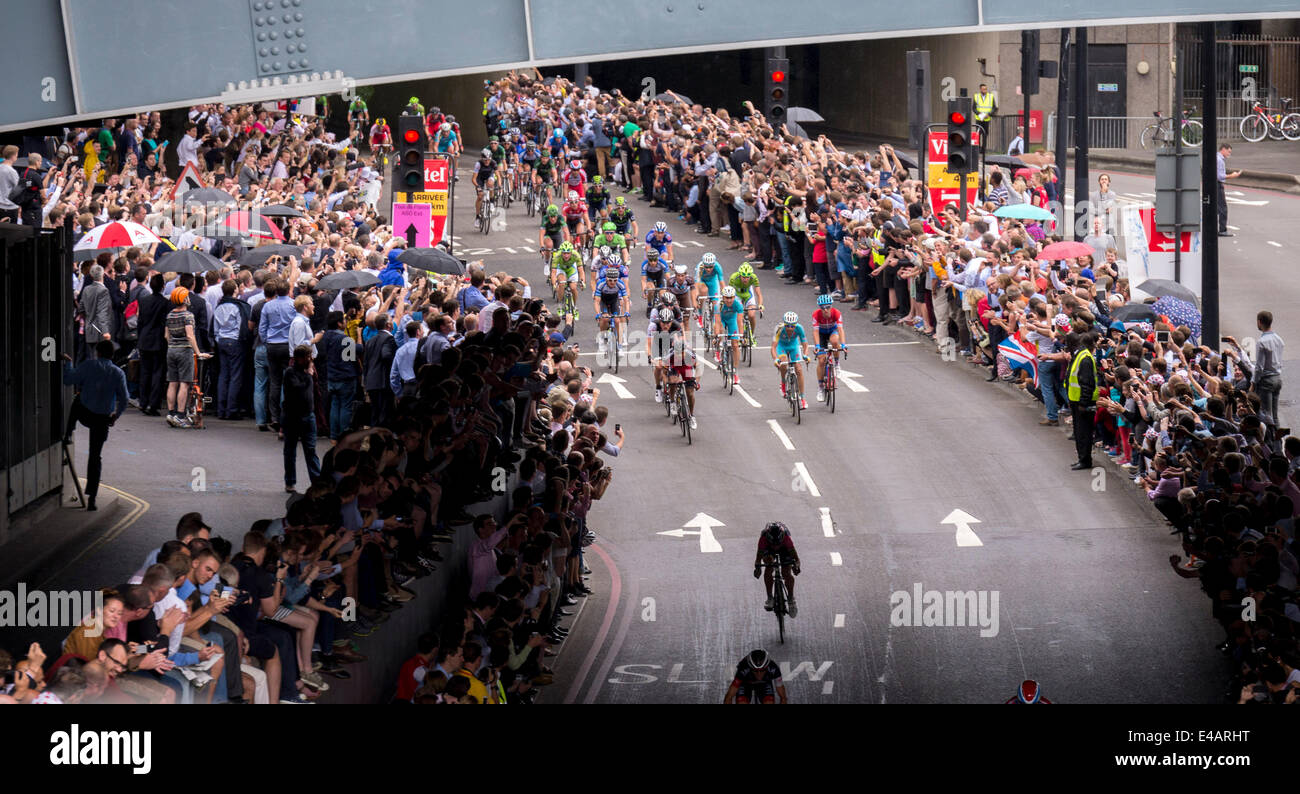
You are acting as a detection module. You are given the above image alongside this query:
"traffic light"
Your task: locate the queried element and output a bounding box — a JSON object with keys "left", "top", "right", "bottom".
{"left": 1021, "top": 30, "right": 1041, "bottom": 96}
{"left": 764, "top": 56, "right": 789, "bottom": 123}
{"left": 398, "top": 116, "right": 426, "bottom": 192}
{"left": 946, "top": 97, "right": 974, "bottom": 174}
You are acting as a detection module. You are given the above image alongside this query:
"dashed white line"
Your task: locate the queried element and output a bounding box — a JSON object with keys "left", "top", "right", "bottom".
{"left": 793, "top": 462, "right": 821, "bottom": 497}
{"left": 834, "top": 613, "right": 845, "bottom": 628}
{"left": 734, "top": 385, "right": 761, "bottom": 408}
{"left": 1268, "top": 241, "right": 1283, "bottom": 248}
{"left": 819, "top": 506, "right": 835, "bottom": 537}
{"left": 767, "top": 419, "right": 795, "bottom": 450}
{"left": 822, "top": 681, "right": 834, "bottom": 695}
{"left": 697, "top": 356, "right": 717, "bottom": 370}
{"left": 829, "top": 552, "right": 843, "bottom": 566}
{"left": 845, "top": 341, "right": 920, "bottom": 348}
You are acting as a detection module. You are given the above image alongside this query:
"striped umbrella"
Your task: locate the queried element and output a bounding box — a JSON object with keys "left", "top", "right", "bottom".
{"left": 72, "top": 221, "right": 161, "bottom": 251}
{"left": 213, "top": 210, "right": 284, "bottom": 241}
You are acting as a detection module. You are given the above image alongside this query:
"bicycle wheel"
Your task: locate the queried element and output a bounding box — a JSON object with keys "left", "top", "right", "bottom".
{"left": 1282, "top": 113, "right": 1300, "bottom": 141}
{"left": 1181, "top": 119, "right": 1204, "bottom": 147}
{"left": 681, "top": 390, "right": 692, "bottom": 445}
{"left": 1139, "top": 124, "right": 1163, "bottom": 151}
{"left": 1240, "top": 115, "right": 1268, "bottom": 143}
{"left": 611, "top": 326, "right": 620, "bottom": 374}
{"left": 773, "top": 580, "right": 786, "bottom": 644}
{"left": 827, "top": 362, "right": 836, "bottom": 414}
{"left": 719, "top": 346, "right": 730, "bottom": 388}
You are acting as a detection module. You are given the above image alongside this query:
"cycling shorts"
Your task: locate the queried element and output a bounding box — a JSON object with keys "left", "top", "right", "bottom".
{"left": 736, "top": 681, "right": 777, "bottom": 703}
{"left": 565, "top": 216, "right": 585, "bottom": 230}
{"left": 720, "top": 313, "right": 740, "bottom": 336}
{"left": 599, "top": 293, "right": 621, "bottom": 314}
{"left": 776, "top": 343, "right": 803, "bottom": 362}
{"left": 644, "top": 270, "right": 665, "bottom": 287}
{"left": 817, "top": 329, "right": 838, "bottom": 348}
{"left": 699, "top": 274, "right": 724, "bottom": 294}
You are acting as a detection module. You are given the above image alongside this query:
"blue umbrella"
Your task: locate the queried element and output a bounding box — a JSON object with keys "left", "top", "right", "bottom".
{"left": 993, "top": 203, "right": 1055, "bottom": 222}
{"left": 1152, "top": 296, "right": 1201, "bottom": 342}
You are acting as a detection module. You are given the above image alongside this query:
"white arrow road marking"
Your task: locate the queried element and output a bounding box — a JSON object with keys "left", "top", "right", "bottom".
{"left": 1268, "top": 241, "right": 1283, "bottom": 248}
{"left": 655, "top": 512, "right": 724, "bottom": 552}
{"left": 833, "top": 613, "right": 845, "bottom": 628}
{"left": 838, "top": 369, "right": 869, "bottom": 393}
{"left": 941, "top": 508, "right": 984, "bottom": 547}
{"left": 822, "top": 681, "right": 834, "bottom": 695}
{"left": 734, "top": 385, "right": 761, "bottom": 408}
{"left": 1226, "top": 197, "right": 1270, "bottom": 206}
{"left": 596, "top": 372, "right": 635, "bottom": 399}
{"left": 793, "top": 462, "right": 821, "bottom": 497}
{"left": 767, "top": 420, "right": 795, "bottom": 450}
{"left": 819, "top": 506, "right": 835, "bottom": 537}
{"left": 829, "top": 552, "right": 843, "bottom": 566}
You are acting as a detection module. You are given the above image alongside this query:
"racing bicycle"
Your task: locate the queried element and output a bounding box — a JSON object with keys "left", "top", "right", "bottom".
{"left": 782, "top": 353, "right": 804, "bottom": 425}
{"left": 1139, "top": 109, "right": 1204, "bottom": 150}
{"left": 817, "top": 345, "right": 845, "bottom": 413}
{"left": 598, "top": 311, "right": 629, "bottom": 374}
{"left": 761, "top": 560, "right": 790, "bottom": 644}
{"left": 718, "top": 333, "right": 739, "bottom": 395}
{"left": 1239, "top": 99, "right": 1300, "bottom": 142}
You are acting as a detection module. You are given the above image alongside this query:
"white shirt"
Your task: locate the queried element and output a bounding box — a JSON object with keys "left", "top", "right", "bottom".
{"left": 153, "top": 587, "right": 188, "bottom": 655}
{"left": 288, "top": 312, "right": 316, "bottom": 357}
{"left": 177, "top": 133, "right": 201, "bottom": 169}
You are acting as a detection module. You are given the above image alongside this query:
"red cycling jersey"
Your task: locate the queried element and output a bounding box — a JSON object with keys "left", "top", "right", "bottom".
{"left": 812, "top": 308, "right": 842, "bottom": 332}
{"left": 562, "top": 168, "right": 587, "bottom": 197}
{"left": 562, "top": 200, "right": 587, "bottom": 220}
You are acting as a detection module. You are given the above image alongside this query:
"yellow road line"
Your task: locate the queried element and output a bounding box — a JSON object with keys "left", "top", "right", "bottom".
{"left": 36, "top": 482, "right": 149, "bottom": 589}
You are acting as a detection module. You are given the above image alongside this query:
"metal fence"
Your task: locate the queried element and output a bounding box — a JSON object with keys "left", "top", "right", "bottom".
{"left": 1179, "top": 34, "right": 1300, "bottom": 120}
{"left": 1028, "top": 114, "right": 1248, "bottom": 151}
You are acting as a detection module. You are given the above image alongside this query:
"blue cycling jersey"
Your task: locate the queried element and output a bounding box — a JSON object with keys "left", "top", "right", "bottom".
{"left": 641, "top": 258, "right": 666, "bottom": 275}
{"left": 696, "top": 263, "right": 724, "bottom": 285}
{"left": 774, "top": 323, "right": 807, "bottom": 348}
{"left": 645, "top": 231, "right": 672, "bottom": 253}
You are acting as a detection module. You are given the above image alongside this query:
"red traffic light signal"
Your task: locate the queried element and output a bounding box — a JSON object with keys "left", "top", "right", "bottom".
{"left": 403, "top": 128, "right": 421, "bottom": 144}
{"left": 770, "top": 70, "right": 786, "bottom": 83}
{"left": 949, "top": 111, "right": 966, "bottom": 126}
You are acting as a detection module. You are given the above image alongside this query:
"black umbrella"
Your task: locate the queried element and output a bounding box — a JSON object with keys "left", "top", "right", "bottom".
{"left": 1110, "top": 303, "right": 1158, "bottom": 324}
{"left": 257, "top": 203, "right": 306, "bottom": 218}
{"left": 183, "top": 187, "right": 236, "bottom": 205}
{"left": 893, "top": 150, "right": 919, "bottom": 171}
{"left": 237, "top": 243, "right": 303, "bottom": 267}
{"left": 316, "top": 270, "right": 379, "bottom": 291}
{"left": 399, "top": 246, "right": 464, "bottom": 275}
{"left": 73, "top": 246, "right": 119, "bottom": 262}
{"left": 983, "top": 154, "right": 1029, "bottom": 170}
{"left": 655, "top": 91, "right": 693, "bottom": 105}
{"left": 1137, "top": 279, "right": 1199, "bottom": 305}
{"left": 155, "top": 247, "right": 224, "bottom": 274}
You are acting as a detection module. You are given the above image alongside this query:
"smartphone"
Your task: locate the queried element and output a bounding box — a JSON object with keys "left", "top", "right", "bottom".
{"left": 614, "top": 423, "right": 621, "bottom": 432}
{"left": 1156, "top": 330, "right": 1171, "bottom": 344}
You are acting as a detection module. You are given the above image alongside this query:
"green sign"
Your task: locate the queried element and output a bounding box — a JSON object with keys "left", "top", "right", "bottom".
{"left": 1097, "top": 82, "right": 1118, "bottom": 92}
{"left": 1239, "top": 64, "right": 1259, "bottom": 73}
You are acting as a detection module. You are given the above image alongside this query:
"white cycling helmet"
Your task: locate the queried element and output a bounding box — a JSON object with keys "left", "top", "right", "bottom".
{"left": 783, "top": 311, "right": 799, "bottom": 325}
{"left": 653, "top": 221, "right": 667, "bottom": 233}
{"left": 599, "top": 245, "right": 612, "bottom": 257}
{"left": 721, "top": 285, "right": 737, "bottom": 298}
{"left": 747, "top": 649, "right": 769, "bottom": 670}
{"left": 440, "top": 122, "right": 451, "bottom": 132}
{"left": 567, "top": 190, "right": 579, "bottom": 201}
{"left": 673, "top": 264, "right": 687, "bottom": 275}
{"left": 657, "top": 307, "right": 675, "bottom": 323}
{"left": 701, "top": 252, "right": 716, "bottom": 265}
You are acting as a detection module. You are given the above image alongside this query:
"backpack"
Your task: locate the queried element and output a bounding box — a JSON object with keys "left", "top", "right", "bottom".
{"left": 9, "top": 168, "right": 41, "bottom": 206}
{"left": 122, "top": 297, "right": 141, "bottom": 341}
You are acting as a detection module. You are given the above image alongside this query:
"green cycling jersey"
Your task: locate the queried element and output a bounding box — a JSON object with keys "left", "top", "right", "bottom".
{"left": 729, "top": 272, "right": 760, "bottom": 299}
{"left": 551, "top": 251, "right": 583, "bottom": 272}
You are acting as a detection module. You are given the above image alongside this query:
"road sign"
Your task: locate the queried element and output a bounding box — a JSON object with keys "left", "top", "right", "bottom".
{"left": 926, "top": 130, "right": 980, "bottom": 213}
{"left": 392, "top": 202, "right": 431, "bottom": 248}
{"left": 1155, "top": 149, "right": 1201, "bottom": 231}
{"left": 1097, "top": 82, "right": 1119, "bottom": 92}
{"left": 1239, "top": 64, "right": 1259, "bottom": 73}
{"left": 1124, "top": 205, "right": 1202, "bottom": 299}
{"left": 169, "top": 161, "right": 205, "bottom": 202}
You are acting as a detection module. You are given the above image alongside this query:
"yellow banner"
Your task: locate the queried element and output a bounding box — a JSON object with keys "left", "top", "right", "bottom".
{"left": 411, "top": 191, "right": 449, "bottom": 216}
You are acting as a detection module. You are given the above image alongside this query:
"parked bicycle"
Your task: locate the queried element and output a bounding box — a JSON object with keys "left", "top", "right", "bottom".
{"left": 1139, "top": 109, "right": 1204, "bottom": 150}
{"left": 1240, "top": 99, "right": 1300, "bottom": 142}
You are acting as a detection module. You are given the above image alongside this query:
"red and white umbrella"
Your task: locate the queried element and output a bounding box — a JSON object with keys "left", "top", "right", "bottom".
{"left": 73, "top": 220, "right": 161, "bottom": 251}
{"left": 214, "top": 210, "right": 285, "bottom": 240}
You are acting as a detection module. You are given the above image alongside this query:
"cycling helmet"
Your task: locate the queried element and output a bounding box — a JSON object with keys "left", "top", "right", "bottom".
{"left": 546, "top": 204, "right": 559, "bottom": 215}
{"left": 661, "top": 292, "right": 678, "bottom": 307}
{"left": 737, "top": 262, "right": 755, "bottom": 277}
{"left": 1015, "top": 680, "right": 1042, "bottom": 704}
{"left": 446, "top": 114, "right": 456, "bottom": 122}
{"left": 170, "top": 287, "right": 190, "bottom": 306}
{"left": 603, "top": 268, "right": 618, "bottom": 280}
{"left": 599, "top": 245, "right": 612, "bottom": 257}
{"left": 593, "top": 175, "right": 603, "bottom": 184}
{"left": 721, "top": 286, "right": 737, "bottom": 298}
{"left": 489, "top": 136, "right": 499, "bottom": 143}
{"left": 646, "top": 248, "right": 660, "bottom": 258}
{"left": 817, "top": 294, "right": 834, "bottom": 307}
{"left": 559, "top": 241, "right": 575, "bottom": 253}
{"left": 783, "top": 311, "right": 798, "bottom": 325}
{"left": 653, "top": 221, "right": 667, "bottom": 233}
{"left": 408, "top": 96, "right": 419, "bottom": 105}
{"left": 615, "top": 196, "right": 625, "bottom": 206}
{"left": 567, "top": 190, "right": 579, "bottom": 201}
{"left": 480, "top": 148, "right": 491, "bottom": 158}
{"left": 657, "top": 308, "right": 675, "bottom": 323}
{"left": 570, "top": 160, "right": 581, "bottom": 169}
{"left": 747, "top": 649, "right": 770, "bottom": 670}
{"left": 440, "top": 122, "right": 451, "bottom": 132}
{"left": 498, "top": 119, "right": 509, "bottom": 129}
{"left": 673, "top": 264, "right": 688, "bottom": 275}
{"left": 701, "top": 252, "right": 716, "bottom": 266}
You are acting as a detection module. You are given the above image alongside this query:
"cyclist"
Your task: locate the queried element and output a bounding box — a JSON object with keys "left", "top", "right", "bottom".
{"left": 538, "top": 205, "right": 568, "bottom": 275}
{"left": 561, "top": 190, "right": 589, "bottom": 258}
{"left": 519, "top": 139, "right": 540, "bottom": 189}
{"left": 664, "top": 335, "right": 699, "bottom": 430}
{"left": 432, "top": 121, "right": 459, "bottom": 156}
{"left": 771, "top": 312, "right": 809, "bottom": 410}
{"left": 596, "top": 247, "right": 630, "bottom": 283}
{"left": 723, "top": 650, "right": 788, "bottom": 704}
{"left": 645, "top": 221, "right": 674, "bottom": 263}
{"left": 754, "top": 521, "right": 800, "bottom": 617}
{"left": 728, "top": 262, "right": 764, "bottom": 342}
{"left": 550, "top": 241, "right": 585, "bottom": 313}
{"left": 473, "top": 147, "right": 498, "bottom": 222}
{"left": 347, "top": 95, "right": 369, "bottom": 142}
{"left": 593, "top": 266, "right": 629, "bottom": 356}
{"left": 533, "top": 149, "right": 557, "bottom": 205}
{"left": 561, "top": 158, "right": 587, "bottom": 199}
{"left": 715, "top": 285, "right": 745, "bottom": 385}
{"left": 1005, "top": 680, "right": 1052, "bottom": 704}
{"left": 546, "top": 125, "right": 568, "bottom": 159}
{"left": 812, "top": 293, "right": 845, "bottom": 403}
{"left": 694, "top": 252, "right": 725, "bottom": 330}
{"left": 368, "top": 117, "right": 392, "bottom": 157}
{"left": 648, "top": 307, "right": 684, "bottom": 404}
{"left": 641, "top": 248, "right": 668, "bottom": 316}
{"left": 403, "top": 96, "right": 424, "bottom": 117}
{"left": 591, "top": 221, "right": 629, "bottom": 266}
{"left": 608, "top": 195, "right": 638, "bottom": 244}
{"left": 488, "top": 136, "right": 509, "bottom": 171}
{"left": 664, "top": 264, "right": 696, "bottom": 323}
{"left": 586, "top": 175, "right": 610, "bottom": 222}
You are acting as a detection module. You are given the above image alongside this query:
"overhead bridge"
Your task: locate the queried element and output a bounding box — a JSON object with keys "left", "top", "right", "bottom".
{"left": 7, "top": 0, "right": 1299, "bottom": 131}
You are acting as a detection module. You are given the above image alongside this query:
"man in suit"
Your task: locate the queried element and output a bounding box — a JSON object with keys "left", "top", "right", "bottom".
{"left": 136, "top": 273, "right": 171, "bottom": 415}
{"left": 79, "top": 264, "right": 116, "bottom": 360}
{"left": 363, "top": 313, "right": 398, "bottom": 428}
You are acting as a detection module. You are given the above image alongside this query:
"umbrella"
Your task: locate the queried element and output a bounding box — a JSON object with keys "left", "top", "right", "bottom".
{"left": 1152, "top": 296, "right": 1202, "bottom": 341}
{"left": 258, "top": 203, "right": 306, "bottom": 218}
{"left": 786, "top": 107, "right": 825, "bottom": 124}
{"left": 183, "top": 187, "right": 235, "bottom": 205}
{"left": 73, "top": 220, "right": 160, "bottom": 250}
{"left": 74, "top": 246, "right": 120, "bottom": 262}
{"left": 154, "top": 248, "right": 224, "bottom": 274}
{"left": 655, "top": 91, "right": 693, "bottom": 105}
{"left": 316, "top": 270, "right": 379, "bottom": 291}
{"left": 213, "top": 210, "right": 284, "bottom": 241}
{"left": 1014, "top": 167, "right": 1040, "bottom": 180}
{"left": 1040, "top": 240, "right": 1094, "bottom": 260}
{"left": 237, "top": 243, "right": 303, "bottom": 267}
{"left": 1138, "top": 279, "right": 1199, "bottom": 306}
{"left": 892, "top": 150, "right": 919, "bottom": 170}
{"left": 1110, "top": 303, "right": 1158, "bottom": 324}
{"left": 984, "top": 154, "right": 1029, "bottom": 169}
{"left": 993, "top": 203, "right": 1055, "bottom": 222}
{"left": 399, "top": 246, "right": 465, "bottom": 276}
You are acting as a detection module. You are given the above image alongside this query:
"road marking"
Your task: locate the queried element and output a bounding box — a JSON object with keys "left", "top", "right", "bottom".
{"left": 36, "top": 483, "right": 150, "bottom": 589}
{"left": 1226, "top": 197, "right": 1270, "bottom": 206}
{"left": 562, "top": 542, "right": 622, "bottom": 704}
{"left": 837, "top": 369, "right": 869, "bottom": 392}
{"left": 595, "top": 372, "right": 635, "bottom": 399}
{"left": 697, "top": 356, "right": 717, "bottom": 370}
{"left": 834, "top": 613, "right": 845, "bottom": 628}
{"left": 941, "top": 508, "right": 984, "bottom": 547}
{"left": 793, "top": 462, "right": 821, "bottom": 497}
{"left": 1268, "top": 241, "right": 1283, "bottom": 248}
{"left": 657, "top": 512, "right": 724, "bottom": 553}
{"left": 767, "top": 419, "right": 795, "bottom": 450}
{"left": 822, "top": 681, "right": 834, "bottom": 695}
{"left": 734, "top": 385, "right": 761, "bottom": 408}
{"left": 501, "top": 247, "right": 517, "bottom": 254}
{"left": 845, "top": 341, "right": 920, "bottom": 347}
{"left": 829, "top": 552, "right": 843, "bottom": 566}
{"left": 678, "top": 240, "right": 704, "bottom": 247}
{"left": 819, "top": 506, "right": 835, "bottom": 537}
{"left": 1227, "top": 225, "right": 1240, "bottom": 231}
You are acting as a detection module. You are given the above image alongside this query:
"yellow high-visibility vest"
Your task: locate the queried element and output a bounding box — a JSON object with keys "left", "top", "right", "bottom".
{"left": 1067, "top": 348, "right": 1098, "bottom": 403}
{"left": 973, "top": 92, "right": 996, "bottom": 122}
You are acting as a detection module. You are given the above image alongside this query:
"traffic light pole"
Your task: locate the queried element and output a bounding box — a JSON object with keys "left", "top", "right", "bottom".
{"left": 1054, "top": 29, "right": 1070, "bottom": 230}
{"left": 1200, "top": 22, "right": 1219, "bottom": 350}
{"left": 1072, "top": 26, "right": 1089, "bottom": 242}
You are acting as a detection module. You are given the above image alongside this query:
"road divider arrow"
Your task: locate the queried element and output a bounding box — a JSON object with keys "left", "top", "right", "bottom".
{"left": 596, "top": 372, "right": 635, "bottom": 399}
{"left": 940, "top": 509, "right": 983, "bottom": 547}
{"left": 658, "top": 512, "right": 724, "bottom": 552}
{"left": 838, "top": 369, "right": 869, "bottom": 393}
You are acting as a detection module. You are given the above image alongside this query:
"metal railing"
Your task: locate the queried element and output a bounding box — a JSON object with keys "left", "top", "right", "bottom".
{"left": 1046, "top": 115, "right": 1248, "bottom": 150}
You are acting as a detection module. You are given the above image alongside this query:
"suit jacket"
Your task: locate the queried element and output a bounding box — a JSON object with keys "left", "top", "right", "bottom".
{"left": 136, "top": 292, "right": 171, "bottom": 352}
{"left": 187, "top": 293, "right": 212, "bottom": 352}
{"left": 363, "top": 330, "right": 397, "bottom": 391}
{"left": 79, "top": 281, "right": 115, "bottom": 340}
